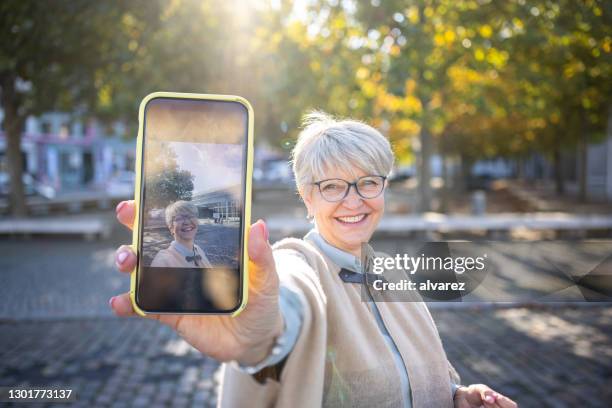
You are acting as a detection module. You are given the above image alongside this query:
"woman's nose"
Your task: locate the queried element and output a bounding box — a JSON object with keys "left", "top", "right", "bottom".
{"left": 342, "top": 186, "right": 363, "bottom": 208}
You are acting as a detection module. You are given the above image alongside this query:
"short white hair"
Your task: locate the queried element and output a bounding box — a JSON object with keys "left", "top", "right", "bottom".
{"left": 165, "top": 200, "right": 198, "bottom": 229}
{"left": 291, "top": 111, "right": 394, "bottom": 193}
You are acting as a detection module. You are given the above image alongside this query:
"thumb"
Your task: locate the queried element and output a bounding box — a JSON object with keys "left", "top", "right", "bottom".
{"left": 247, "top": 220, "right": 278, "bottom": 294}
{"left": 478, "top": 386, "right": 496, "bottom": 405}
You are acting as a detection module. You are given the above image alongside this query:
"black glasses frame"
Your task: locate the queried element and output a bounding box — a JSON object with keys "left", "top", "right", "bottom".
{"left": 312, "top": 175, "right": 387, "bottom": 202}
{"left": 172, "top": 214, "right": 198, "bottom": 224}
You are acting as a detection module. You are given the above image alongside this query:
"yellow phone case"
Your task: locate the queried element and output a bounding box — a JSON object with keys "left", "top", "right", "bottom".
{"left": 129, "top": 91, "right": 253, "bottom": 317}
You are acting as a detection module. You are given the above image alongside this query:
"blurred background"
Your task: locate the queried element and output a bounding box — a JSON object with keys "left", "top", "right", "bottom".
{"left": 0, "top": 0, "right": 611, "bottom": 407}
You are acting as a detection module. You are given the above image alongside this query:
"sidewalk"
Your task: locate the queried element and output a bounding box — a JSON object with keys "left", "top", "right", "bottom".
{"left": 1, "top": 306, "right": 609, "bottom": 407}
{"left": 3, "top": 211, "right": 611, "bottom": 242}
{"left": 505, "top": 180, "right": 612, "bottom": 214}
{"left": 0, "top": 214, "right": 113, "bottom": 240}
{"left": 265, "top": 212, "right": 612, "bottom": 238}
{"left": 1, "top": 215, "right": 610, "bottom": 407}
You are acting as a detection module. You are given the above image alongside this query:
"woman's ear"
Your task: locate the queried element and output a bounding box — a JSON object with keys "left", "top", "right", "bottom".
{"left": 298, "top": 187, "right": 314, "bottom": 217}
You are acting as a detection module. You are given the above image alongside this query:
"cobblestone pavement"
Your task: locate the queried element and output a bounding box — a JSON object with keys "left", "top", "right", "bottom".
{"left": 433, "top": 305, "right": 612, "bottom": 408}
{"left": 1, "top": 209, "right": 611, "bottom": 407}
{"left": 0, "top": 217, "right": 131, "bottom": 319}
{"left": 0, "top": 318, "right": 221, "bottom": 408}
{"left": 0, "top": 306, "right": 610, "bottom": 407}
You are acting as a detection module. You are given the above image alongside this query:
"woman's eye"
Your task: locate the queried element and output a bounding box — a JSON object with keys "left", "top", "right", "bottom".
{"left": 322, "top": 183, "right": 340, "bottom": 191}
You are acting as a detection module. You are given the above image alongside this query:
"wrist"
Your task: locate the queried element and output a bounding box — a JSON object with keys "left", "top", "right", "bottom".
{"left": 453, "top": 385, "right": 468, "bottom": 400}
{"left": 235, "top": 310, "right": 285, "bottom": 366}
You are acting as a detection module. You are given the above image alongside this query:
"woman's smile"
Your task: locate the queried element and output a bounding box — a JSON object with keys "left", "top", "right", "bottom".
{"left": 171, "top": 216, "right": 198, "bottom": 244}
{"left": 303, "top": 167, "right": 385, "bottom": 257}
{"left": 334, "top": 213, "right": 370, "bottom": 225}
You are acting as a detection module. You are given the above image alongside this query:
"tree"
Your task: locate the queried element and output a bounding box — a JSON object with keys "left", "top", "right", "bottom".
{"left": 352, "top": 0, "right": 611, "bottom": 204}
{"left": 145, "top": 142, "right": 194, "bottom": 209}
{"left": 0, "top": 1, "right": 160, "bottom": 216}
{"left": 355, "top": 1, "right": 475, "bottom": 211}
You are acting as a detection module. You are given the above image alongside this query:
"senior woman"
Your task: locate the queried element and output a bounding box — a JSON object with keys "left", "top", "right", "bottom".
{"left": 150, "top": 200, "right": 212, "bottom": 268}
{"left": 111, "top": 112, "right": 517, "bottom": 408}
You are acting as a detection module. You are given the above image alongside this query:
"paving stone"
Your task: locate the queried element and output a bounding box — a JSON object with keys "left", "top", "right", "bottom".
{"left": 1, "top": 223, "right": 610, "bottom": 406}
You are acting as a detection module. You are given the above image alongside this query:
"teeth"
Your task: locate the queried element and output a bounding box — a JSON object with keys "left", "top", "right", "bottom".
{"left": 337, "top": 214, "right": 366, "bottom": 223}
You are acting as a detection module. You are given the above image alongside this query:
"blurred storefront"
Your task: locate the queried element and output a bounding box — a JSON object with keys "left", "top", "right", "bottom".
{"left": 0, "top": 111, "right": 135, "bottom": 196}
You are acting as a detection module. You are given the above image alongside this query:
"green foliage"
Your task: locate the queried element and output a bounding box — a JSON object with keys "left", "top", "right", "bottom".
{"left": 352, "top": 0, "right": 611, "bottom": 160}
{"left": 0, "top": 0, "right": 161, "bottom": 119}
{"left": 1, "top": 0, "right": 611, "bottom": 207}
{"left": 147, "top": 169, "right": 195, "bottom": 209}
{"left": 145, "top": 143, "right": 194, "bottom": 209}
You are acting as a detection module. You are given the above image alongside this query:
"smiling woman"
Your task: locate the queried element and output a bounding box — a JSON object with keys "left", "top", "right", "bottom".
{"left": 111, "top": 111, "right": 517, "bottom": 408}
{"left": 294, "top": 111, "right": 393, "bottom": 257}
{"left": 150, "top": 200, "right": 213, "bottom": 268}
{"left": 217, "top": 111, "right": 518, "bottom": 408}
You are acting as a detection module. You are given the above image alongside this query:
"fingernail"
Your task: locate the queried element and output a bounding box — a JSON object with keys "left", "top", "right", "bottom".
{"left": 261, "top": 220, "right": 269, "bottom": 242}
{"left": 116, "top": 251, "right": 128, "bottom": 264}
{"left": 485, "top": 395, "right": 494, "bottom": 403}
{"left": 109, "top": 296, "right": 115, "bottom": 309}
{"left": 115, "top": 201, "right": 127, "bottom": 214}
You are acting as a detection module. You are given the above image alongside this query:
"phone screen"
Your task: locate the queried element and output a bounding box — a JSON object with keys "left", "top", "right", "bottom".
{"left": 136, "top": 97, "right": 248, "bottom": 314}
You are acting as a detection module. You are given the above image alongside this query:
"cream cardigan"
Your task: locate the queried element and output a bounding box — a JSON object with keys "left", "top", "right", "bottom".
{"left": 150, "top": 243, "right": 212, "bottom": 268}
{"left": 218, "top": 236, "right": 459, "bottom": 408}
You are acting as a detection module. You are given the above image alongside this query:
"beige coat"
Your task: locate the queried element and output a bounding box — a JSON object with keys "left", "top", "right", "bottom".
{"left": 150, "top": 243, "right": 212, "bottom": 268}
{"left": 218, "top": 235, "right": 459, "bottom": 408}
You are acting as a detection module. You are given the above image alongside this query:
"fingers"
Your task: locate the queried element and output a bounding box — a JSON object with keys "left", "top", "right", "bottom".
{"left": 116, "top": 200, "right": 135, "bottom": 230}
{"left": 248, "top": 219, "right": 270, "bottom": 260}
{"left": 109, "top": 293, "right": 137, "bottom": 317}
{"left": 115, "top": 245, "right": 137, "bottom": 273}
{"left": 109, "top": 292, "right": 165, "bottom": 323}
{"left": 478, "top": 386, "right": 502, "bottom": 408}
{"left": 247, "top": 219, "right": 278, "bottom": 294}
{"left": 495, "top": 394, "right": 518, "bottom": 408}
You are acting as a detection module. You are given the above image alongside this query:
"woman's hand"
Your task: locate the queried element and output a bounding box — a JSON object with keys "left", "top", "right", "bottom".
{"left": 454, "top": 384, "right": 518, "bottom": 408}
{"left": 111, "top": 200, "right": 283, "bottom": 365}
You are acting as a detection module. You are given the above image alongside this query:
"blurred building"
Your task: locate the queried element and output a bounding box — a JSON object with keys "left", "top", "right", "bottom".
{"left": 0, "top": 110, "right": 135, "bottom": 196}
{"left": 515, "top": 132, "right": 612, "bottom": 202}
{"left": 191, "top": 186, "right": 241, "bottom": 223}
{"left": 253, "top": 145, "right": 294, "bottom": 188}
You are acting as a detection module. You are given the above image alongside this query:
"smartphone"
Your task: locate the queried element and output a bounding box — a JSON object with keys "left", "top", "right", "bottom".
{"left": 130, "top": 92, "right": 253, "bottom": 315}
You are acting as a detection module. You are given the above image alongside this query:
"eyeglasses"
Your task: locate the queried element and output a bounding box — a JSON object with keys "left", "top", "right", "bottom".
{"left": 312, "top": 175, "right": 387, "bottom": 202}
{"left": 173, "top": 215, "right": 197, "bottom": 224}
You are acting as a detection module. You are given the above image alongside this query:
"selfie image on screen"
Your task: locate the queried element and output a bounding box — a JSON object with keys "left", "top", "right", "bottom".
{"left": 136, "top": 98, "right": 247, "bottom": 313}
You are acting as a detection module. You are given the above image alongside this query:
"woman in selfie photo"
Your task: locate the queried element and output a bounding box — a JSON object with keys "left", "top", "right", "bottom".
{"left": 150, "top": 200, "right": 212, "bottom": 268}
{"left": 112, "top": 112, "right": 518, "bottom": 408}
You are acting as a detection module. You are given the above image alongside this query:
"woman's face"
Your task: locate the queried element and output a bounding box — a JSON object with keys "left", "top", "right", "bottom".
{"left": 302, "top": 167, "right": 386, "bottom": 256}
{"left": 170, "top": 212, "right": 198, "bottom": 243}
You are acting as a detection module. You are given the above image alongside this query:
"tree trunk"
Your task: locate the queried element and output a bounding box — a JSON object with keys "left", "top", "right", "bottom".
{"left": 606, "top": 106, "right": 612, "bottom": 203}
{"left": 458, "top": 154, "right": 470, "bottom": 193}
{"left": 553, "top": 146, "right": 565, "bottom": 195}
{"left": 418, "top": 125, "right": 432, "bottom": 212}
{"left": 517, "top": 156, "right": 524, "bottom": 180}
{"left": 0, "top": 74, "right": 27, "bottom": 217}
{"left": 578, "top": 130, "right": 588, "bottom": 202}
{"left": 440, "top": 154, "right": 449, "bottom": 213}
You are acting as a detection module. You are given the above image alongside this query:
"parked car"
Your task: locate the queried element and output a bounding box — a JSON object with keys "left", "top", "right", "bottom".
{"left": 388, "top": 166, "right": 415, "bottom": 184}
{"left": 466, "top": 174, "right": 495, "bottom": 191}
